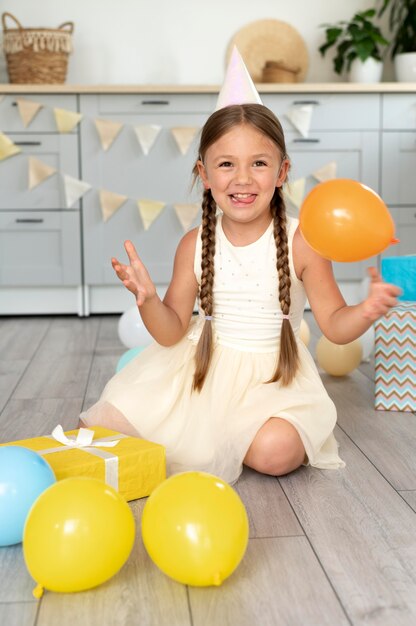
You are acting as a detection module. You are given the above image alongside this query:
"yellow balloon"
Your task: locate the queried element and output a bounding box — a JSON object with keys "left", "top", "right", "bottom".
{"left": 23, "top": 477, "right": 135, "bottom": 597}
{"left": 316, "top": 336, "right": 362, "bottom": 376}
{"left": 141, "top": 471, "right": 249, "bottom": 586}
{"left": 299, "top": 319, "right": 311, "bottom": 346}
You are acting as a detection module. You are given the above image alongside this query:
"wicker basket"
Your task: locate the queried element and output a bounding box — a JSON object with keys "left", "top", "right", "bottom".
{"left": 2, "top": 12, "right": 74, "bottom": 84}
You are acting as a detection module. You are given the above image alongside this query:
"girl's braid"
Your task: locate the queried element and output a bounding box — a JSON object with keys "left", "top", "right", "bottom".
{"left": 192, "top": 189, "right": 217, "bottom": 391}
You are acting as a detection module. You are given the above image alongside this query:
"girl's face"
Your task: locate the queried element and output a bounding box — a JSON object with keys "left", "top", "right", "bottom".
{"left": 197, "top": 123, "right": 289, "bottom": 228}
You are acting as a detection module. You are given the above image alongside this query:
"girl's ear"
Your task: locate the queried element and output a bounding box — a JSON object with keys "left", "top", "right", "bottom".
{"left": 276, "top": 158, "right": 290, "bottom": 188}
{"left": 197, "top": 159, "right": 210, "bottom": 189}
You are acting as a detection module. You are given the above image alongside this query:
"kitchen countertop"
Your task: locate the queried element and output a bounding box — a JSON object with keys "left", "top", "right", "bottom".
{"left": 1, "top": 82, "right": 416, "bottom": 94}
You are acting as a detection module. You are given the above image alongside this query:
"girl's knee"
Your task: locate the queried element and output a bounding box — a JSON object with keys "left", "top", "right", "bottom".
{"left": 244, "top": 418, "right": 305, "bottom": 476}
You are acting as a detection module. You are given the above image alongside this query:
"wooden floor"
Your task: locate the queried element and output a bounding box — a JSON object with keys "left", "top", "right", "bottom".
{"left": 1, "top": 312, "right": 416, "bottom": 626}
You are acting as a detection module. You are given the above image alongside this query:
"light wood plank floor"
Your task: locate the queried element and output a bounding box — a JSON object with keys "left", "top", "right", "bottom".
{"left": 1, "top": 313, "right": 416, "bottom": 626}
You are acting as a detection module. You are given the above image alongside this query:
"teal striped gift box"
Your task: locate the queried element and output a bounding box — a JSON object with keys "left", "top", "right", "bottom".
{"left": 374, "top": 302, "right": 416, "bottom": 412}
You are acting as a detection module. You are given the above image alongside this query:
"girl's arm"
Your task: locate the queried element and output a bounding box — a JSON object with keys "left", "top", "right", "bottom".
{"left": 112, "top": 228, "right": 199, "bottom": 346}
{"left": 293, "top": 228, "right": 401, "bottom": 344}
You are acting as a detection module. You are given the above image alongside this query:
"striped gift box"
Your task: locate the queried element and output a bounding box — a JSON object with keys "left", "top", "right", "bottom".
{"left": 374, "top": 302, "right": 416, "bottom": 412}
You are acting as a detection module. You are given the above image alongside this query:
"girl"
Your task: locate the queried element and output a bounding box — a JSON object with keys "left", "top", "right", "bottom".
{"left": 80, "top": 103, "right": 400, "bottom": 484}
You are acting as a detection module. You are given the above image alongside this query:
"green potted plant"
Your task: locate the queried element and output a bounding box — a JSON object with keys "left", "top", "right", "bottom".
{"left": 378, "top": 0, "right": 416, "bottom": 81}
{"left": 319, "top": 9, "right": 389, "bottom": 82}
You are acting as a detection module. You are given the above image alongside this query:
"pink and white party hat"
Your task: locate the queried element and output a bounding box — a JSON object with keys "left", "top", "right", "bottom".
{"left": 215, "top": 46, "right": 263, "bottom": 111}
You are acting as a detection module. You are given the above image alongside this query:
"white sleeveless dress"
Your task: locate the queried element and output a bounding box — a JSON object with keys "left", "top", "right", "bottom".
{"left": 81, "top": 215, "right": 345, "bottom": 484}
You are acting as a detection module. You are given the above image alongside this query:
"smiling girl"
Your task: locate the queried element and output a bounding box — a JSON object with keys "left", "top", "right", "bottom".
{"left": 79, "top": 103, "right": 399, "bottom": 483}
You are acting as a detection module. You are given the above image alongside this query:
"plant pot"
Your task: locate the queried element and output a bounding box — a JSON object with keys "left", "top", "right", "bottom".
{"left": 394, "top": 52, "right": 416, "bottom": 82}
{"left": 348, "top": 57, "right": 383, "bottom": 83}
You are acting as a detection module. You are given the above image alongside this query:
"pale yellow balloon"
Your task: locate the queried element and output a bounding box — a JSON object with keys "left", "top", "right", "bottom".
{"left": 299, "top": 319, "right": 311, "bottom": 346}
{"left": 316, "top": 336, "right": 362, "bottom": 376}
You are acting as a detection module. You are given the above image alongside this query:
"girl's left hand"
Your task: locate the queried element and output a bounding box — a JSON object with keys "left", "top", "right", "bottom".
{"left": 362, "top": 267, "right": 402, "bottom": 321}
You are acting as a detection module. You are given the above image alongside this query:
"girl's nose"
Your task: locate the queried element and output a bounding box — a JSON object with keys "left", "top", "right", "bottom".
{"left": 235, "top": 166, "right": 251, "bottom": 184}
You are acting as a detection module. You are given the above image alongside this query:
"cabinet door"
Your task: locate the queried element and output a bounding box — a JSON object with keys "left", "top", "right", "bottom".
{"left": 381, "top": 207, "right": 416, "bottom": 257}
{"left": 0, "top": 211, "right": 81, "bottom": 286}
{"left": 80, "top": 107, "right": 208, "bottom": 285}
{"left": 285, "top": 130, "right": 380, "bottom": 281}
{"left": 381, "top": 132, "right": 416, "bottom": 205}
{"left": 0, "top": 134, "right": 80, "bottom": 209}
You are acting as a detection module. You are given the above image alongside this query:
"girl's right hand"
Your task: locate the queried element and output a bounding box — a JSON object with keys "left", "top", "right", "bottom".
{"left": 111, "top": 240, "right": 156, "bottom": 306}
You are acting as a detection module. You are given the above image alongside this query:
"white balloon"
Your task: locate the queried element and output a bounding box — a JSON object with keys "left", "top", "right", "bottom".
{"left": 118, "top": 306, "right": 153, "bottom": 349}
{"left": 300, "top": 319, "right": 311, "bottom": 346}
{"left": 360, "top": 325, "right": 375, "bottom": 362}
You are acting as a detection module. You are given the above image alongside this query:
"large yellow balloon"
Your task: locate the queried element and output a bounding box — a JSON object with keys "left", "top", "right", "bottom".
{"left": 141, "top": 471, "right": 249, "bottom": 586}
{"left": 299, "top": 179, "right": 397, "bottom": 262}
{"left": 23, "top": 478, "right": 135, "bottom": 597}
{"left": 316, "top": 336, "right": 362, "bottom": 376}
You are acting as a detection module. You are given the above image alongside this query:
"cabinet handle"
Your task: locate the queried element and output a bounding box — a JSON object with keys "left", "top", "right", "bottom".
{"left": 140, "top": 99, "right": 170, "bottom": 105}
{"left": 14, "top": 141, "right": 42, "bottom": 146}
{"left": 292, "top": 100, "right": 320, "bottom": 105}
{"left": 292, "top": 138, "right": 321, "bottom": 143}
{"left": 15, "top": 218, "right": 44, "bottom": 223}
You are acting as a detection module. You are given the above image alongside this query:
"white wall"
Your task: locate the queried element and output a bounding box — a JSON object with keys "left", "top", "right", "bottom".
{"left": 0, "top": 0, "right": 394, "bottom": 84}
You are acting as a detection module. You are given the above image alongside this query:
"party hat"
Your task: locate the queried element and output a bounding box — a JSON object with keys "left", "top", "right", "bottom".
{"left": 215, "top": 46, "right": 263, "bottom": 111}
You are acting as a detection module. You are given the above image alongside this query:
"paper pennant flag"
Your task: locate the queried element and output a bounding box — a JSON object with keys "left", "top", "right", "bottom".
{"left": 0, "top": 132, "right": 21, "bottom": 161}
{"left": 171, "top": 127, "right": 199, "bottom": 156}
{"left": 283, "top": 178, "right": 306, "bottom": 210}
{"left": 99, "top": 189, "right": 128, "bottom": 222}
{"left": 173, "top": 203, "right": 200, "bottom": 232}
{"left": 285, "top": 105, "right": 313, "bottom": 138}
{"left": 28, "top": 157, "right": 56, "bottom": 190}
{"left": 312, "top": 161, "right": 337, "bottom": 183}
{"left": 63, "top": 174, "right": 91, "bottom": 208}
{"left": 16, "top": 98, "right": 43, "bottom": 128}
{"left": 54, "top": 108, "right": 83, "bottom": 133}
{"left": 94, "top": 119, "right": 123, "bottom": 151}
{"left": 134, "top": 124, "right": 162, "bottom": 155}
{"left": 137, "top": 199, "right": 165, "bottom": 230}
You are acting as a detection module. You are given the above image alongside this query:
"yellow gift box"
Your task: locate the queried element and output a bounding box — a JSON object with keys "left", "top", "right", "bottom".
{"left": 1, "top": 425, "right": 166, "bottom": 502}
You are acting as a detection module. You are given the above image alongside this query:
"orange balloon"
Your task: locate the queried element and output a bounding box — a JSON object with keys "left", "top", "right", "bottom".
{"left": 299, "top": 179, "right": 397, "bottom": 262}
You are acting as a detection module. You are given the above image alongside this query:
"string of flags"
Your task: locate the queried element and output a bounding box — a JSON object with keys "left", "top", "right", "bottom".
{"left": 1, "top": 97, "right": 201, "bottom": 156}
{"left": 0, "top": 96, "right": 337, "bottom": 228}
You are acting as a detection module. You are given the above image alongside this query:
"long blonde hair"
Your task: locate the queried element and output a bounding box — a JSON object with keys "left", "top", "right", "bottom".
{"left": 192, "top": 104, "right": 299, "bottom": 391}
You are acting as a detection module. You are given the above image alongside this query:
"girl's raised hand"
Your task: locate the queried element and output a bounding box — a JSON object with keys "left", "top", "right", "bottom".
{"left": 111, "top": 240, "right": 156, "bottom": 306}
{"left": 362, "top": 267, "right": 401, "bottom": 321}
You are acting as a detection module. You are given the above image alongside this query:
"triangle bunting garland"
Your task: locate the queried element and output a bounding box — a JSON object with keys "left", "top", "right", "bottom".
{"left": 99, "top": 189, "right": 128, "bottom": 222}
{"left": 54, "top": 108, "right": 83, "bottom": 133}
{"left": 16, "top": 98, "right": 43, "bottom": 128}
{"left": 28, "top": 157, "right": 56, "bottom": 190}
{"left": 0, "top": 132, "right": 21, "bottom": 161}
{"left": 283, "top": 178, "right": 306, "bottom": 210}
{"left": 137, "top": 199, "right": 165, "bottom": 230}
{"left": 134, "top": 124, "right": 162, "bottom": 155}
{"left": 171, "top": 127, "right": 199, "bottom": 156}
{"left": 312, "top": 161, "right": 337, "bottom": 183}
{"left": 94, "top": 119, "right": 123, "bottom": 151}
{"left": 285, "top": 105, "right": 313, "bottom": 138}
{"left": 63, "top": 174, "right": 91, "bottom": 208}
{"left": 173, "top": 203, "right": 200, "bottom": 232}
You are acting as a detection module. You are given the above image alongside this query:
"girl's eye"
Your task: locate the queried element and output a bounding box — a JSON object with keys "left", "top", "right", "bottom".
{"left": 253, "top": 160, "right": 267, "bottom": 167}
{"left": 219, "top": 161, "right": 233, "bottom": 167}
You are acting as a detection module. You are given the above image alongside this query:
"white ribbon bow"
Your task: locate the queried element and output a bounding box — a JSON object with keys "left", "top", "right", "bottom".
{"left": 51, "top": 424, "right": 120, "bottom": 449}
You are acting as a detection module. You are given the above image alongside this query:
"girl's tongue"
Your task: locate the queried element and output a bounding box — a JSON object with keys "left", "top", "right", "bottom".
{"left": 231, "top": 193, "right": 256, "bottom": 205}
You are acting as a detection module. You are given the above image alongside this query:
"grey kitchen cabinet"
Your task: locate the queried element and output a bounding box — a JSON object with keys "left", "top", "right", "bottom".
{"left": 1, "top": 87, "right": 415, "bottom": 314}
{"left": 381, "top": 94, "right": 416, "bottom": 262}
{"left": 0, "top": 94, "right": 83, "bottom": 314}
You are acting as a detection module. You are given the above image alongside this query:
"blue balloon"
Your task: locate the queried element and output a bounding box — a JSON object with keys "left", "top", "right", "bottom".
{"left": 0, "top": 446, "right": 56, "bottom": 546}
{"left": 116, "top": 346, "right": 144, "bottom": 373}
